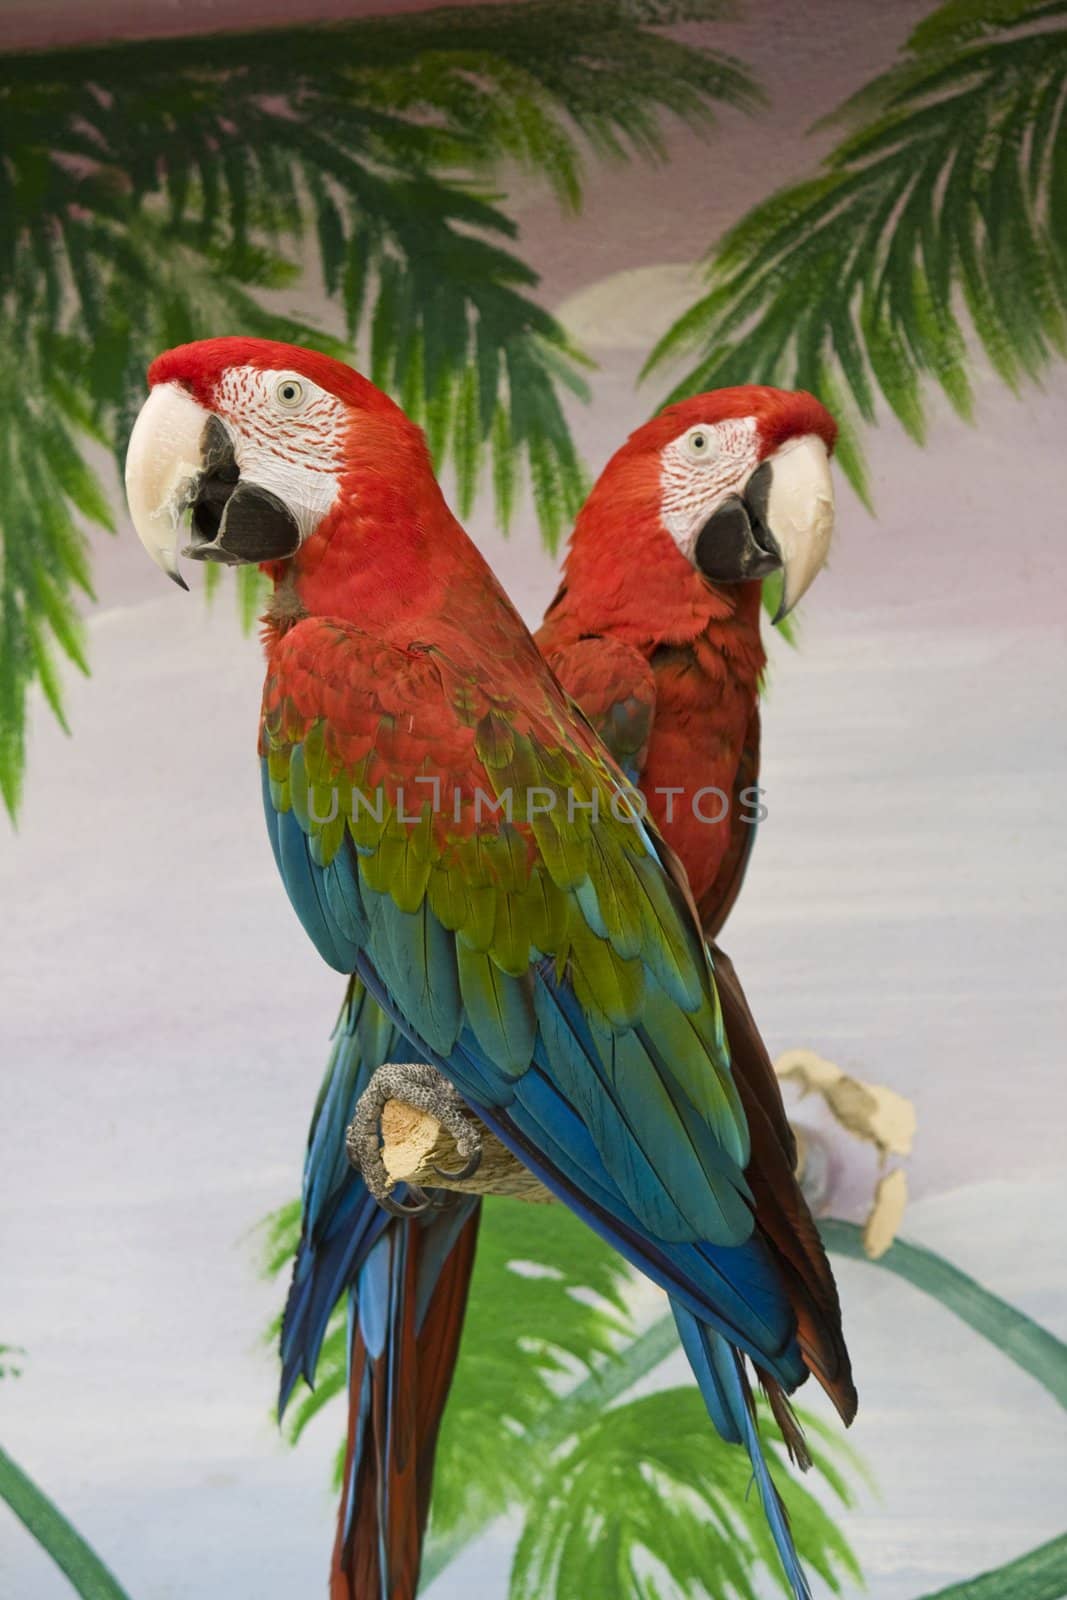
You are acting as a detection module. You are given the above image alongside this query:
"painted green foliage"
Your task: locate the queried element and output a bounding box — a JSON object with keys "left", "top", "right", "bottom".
{"left": 921, "top": 1533, "right": 1067, "bottom": 1600}
{"left": 0, "top": 1350, "right": 134, "bottom": 1600}
{"left": 5, "top": 0, "right": 1067, "bottom": 811}
{"left": 0, "top": 1446, "right": 135, "bottom": 1600}
{"left": 647, "top": 0, "right": 1067, "bottom": 502}
{"left": 0, "top": 0, "right": 757, "bottom": 818}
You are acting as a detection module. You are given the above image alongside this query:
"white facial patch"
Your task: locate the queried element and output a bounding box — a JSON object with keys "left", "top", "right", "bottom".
{"left": 212, "top": 366, "right": 348, "bottom": 540}
{"left": 660, "top": 415, "right": 761, "bottom": 555}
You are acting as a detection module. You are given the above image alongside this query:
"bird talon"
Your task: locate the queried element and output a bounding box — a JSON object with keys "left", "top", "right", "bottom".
{"left": 433, "top": 1146, "right": 483, "bottom": 1183}
{"left": 379, "top": 1185, "right": 433, "bottom": 1218}
{"left": 346, "top": 1060, "right": 480, "bottom": 1208}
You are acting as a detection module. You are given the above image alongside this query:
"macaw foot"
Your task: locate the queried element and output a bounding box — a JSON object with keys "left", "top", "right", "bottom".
{"left": 774, "top": 1047, "right": 916, "bottom": 1259}
{"left": 345, "top": 1062, "right": 483, "bottom": 1215}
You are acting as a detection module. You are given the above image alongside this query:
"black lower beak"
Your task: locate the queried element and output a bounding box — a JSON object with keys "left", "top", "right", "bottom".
{"left": 182, "top": 417, "right": 301, "bottom": 566}
{"left": 692, "top": 460, "right": 782, "bottom": 585}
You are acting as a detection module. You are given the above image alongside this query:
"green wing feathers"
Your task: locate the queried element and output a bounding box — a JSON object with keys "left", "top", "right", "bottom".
{"left": 261, "top": 616, "right": 751, "bottom": 1243}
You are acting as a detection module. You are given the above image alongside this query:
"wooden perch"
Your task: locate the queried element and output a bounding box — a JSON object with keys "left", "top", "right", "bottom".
{"left": 380, "top": 1099, "right": 554, "bottom": 1203}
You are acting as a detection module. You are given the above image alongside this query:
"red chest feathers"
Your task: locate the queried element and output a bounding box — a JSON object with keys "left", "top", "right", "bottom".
{"left": 642, "top": 647, "right": 758, "bottom": 904}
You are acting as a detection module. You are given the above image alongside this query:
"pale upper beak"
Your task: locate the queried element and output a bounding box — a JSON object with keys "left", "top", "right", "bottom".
{"left": 124, "top": 382, "right": 209, "bottom": 589}
{"left": 125, "top": 381, "right": 301, "bottom": 586}
{"left": 691, "top": 432, "right": 835, "bottom": 621}
{"left": 763, "top": 433, "right": 835, "bottom": 620}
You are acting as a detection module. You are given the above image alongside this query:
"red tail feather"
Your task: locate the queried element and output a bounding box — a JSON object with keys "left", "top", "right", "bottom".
{"left": 712, "top": 946, "right": 857, "bottom": 1425}
{"left": 331, "top": 1209, "right": 481, "bottom": 1600}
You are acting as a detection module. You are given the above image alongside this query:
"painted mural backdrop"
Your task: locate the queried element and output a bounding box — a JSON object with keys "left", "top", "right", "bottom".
{"left": 2, "top": 3, "right": 1065, "bottom": 1599}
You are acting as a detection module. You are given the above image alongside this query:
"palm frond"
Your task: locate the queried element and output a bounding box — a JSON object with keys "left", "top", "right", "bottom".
{"left": 0, "top": 328, "right": 98, "bottom": 817}
{"left": 0, "top": 1, "right": 760, "bottom": 817}
{"left": 821, "top": 1219, "right": 1067, "bottom": 1409}
{"left": 510, "top": 1388, "right": 862, "bottom": 1600}
{"left": 646, "top": 0, "right": 1067, "bottom": 503}
{"left": 0, "top": 1442, "right": 136, "bottom": 1600}
{"left": 912, "top": 1530, "right": 1067, "bottom": 1600}
{"left": 0, "top": 229, "right": 334, "bottom": 815}
{"left": 430, "top": 1199, "right": 633, "bottom": 1537}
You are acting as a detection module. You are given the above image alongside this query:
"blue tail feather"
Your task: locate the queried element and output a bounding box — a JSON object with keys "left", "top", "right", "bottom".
{"left": 280, "top": 1184, "right": 389, "bottom": 1409}
{"left": 279, "top": 978, "right": 411, "bottom": 1412}
{"left": 279, "top": 969, "right": 481, "bottom": 1600}
{"left": 673, "top": 1302, "right": 812, "bottom": 1600}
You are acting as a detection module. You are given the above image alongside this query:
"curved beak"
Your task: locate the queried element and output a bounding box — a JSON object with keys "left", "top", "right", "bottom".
{"left": 692, "top": 433, "right": 835, "bottom": 622}
{"left": 763, "top": 433, "right": 835, "bottom": 621}
{"left": 124, "top": 381, "right": 301, "bottom": 588}
{"left": 124, "top": 383, "right": 207, "bottom": 589}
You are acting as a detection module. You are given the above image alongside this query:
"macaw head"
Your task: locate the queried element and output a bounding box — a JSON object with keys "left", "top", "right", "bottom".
{"left": 124, "top": 337, "right": 421, "bottom": 588}
{"left": 574, "top": 386, "right": 838, "bottom": 621}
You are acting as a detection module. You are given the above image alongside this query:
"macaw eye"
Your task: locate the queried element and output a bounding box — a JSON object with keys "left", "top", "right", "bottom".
{"left": 273, "top": 376, "right": 306, "bottom": 410}
{"left": 683, "top": 425, "right": 717, "bottom": 462}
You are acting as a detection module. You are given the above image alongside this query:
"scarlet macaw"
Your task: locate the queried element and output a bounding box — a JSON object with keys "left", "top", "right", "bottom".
{"left": 125, "top": 341, "right": 851, "bottom": 1600}
{"left": 538, "top": 385, "right": 853, "bottom": 1433}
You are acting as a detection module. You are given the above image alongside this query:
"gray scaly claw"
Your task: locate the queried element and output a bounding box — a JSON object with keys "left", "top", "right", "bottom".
{"left": 345, "top": 1062, "right": 483, "bottom": 1206}
{"left": 379, "top": 1186, "right": 434, "bottom": 1218}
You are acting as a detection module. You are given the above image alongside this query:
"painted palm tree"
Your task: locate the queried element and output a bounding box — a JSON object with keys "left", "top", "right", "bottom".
{"left": 1, "top": 1344, "right": 137, "bottom": 1599}
{"left": 647, "top": 0, "right": 1067, "bottom": 502}
{"left": 0, "top": 0, "right": 760, "bottom": 817}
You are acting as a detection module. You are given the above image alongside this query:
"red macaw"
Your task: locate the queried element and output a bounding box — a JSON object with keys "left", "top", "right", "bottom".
{"left": 538, "top": 384, "right": 851, "bottom": 1429}
{"left": 125, "top": 340, "right": 852, "bottom": 1600}
{"left": 539, "top": 387, "right": 837, "bottom": 936}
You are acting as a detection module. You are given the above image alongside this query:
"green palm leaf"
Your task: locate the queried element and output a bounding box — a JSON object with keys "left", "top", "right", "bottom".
{"left": 0, "top": 1444, "right": 136, "bottom": 1600}
{"left": 0, "top": 1343, "right": 24, "bottom": 1380}
{"left": 645, "top": 0, "right": 1067, "bottom": 505}
{"left": 0, "top": 1344, "right": 138, "bottom": 1600}
{"left": 0, "top": 0, "right": 760, "bottom": 819}
{"left": 916, "top": 1531, "right": 1067, "bottom": 1600}
{"left": 265, "top": 1190, "right": 1067, "bottom": 1598}
{"left": 430, "top": 1200, "right": 634, "bottom": 1536}
{"left": 509, "top": 1389, "right": 862, "bottom": 1600}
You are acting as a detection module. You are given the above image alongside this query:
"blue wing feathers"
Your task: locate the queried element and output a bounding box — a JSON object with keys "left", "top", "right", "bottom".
{"left": 271, "top": 770, "right": 804, "bottom": 1384}
{"left": 352, "top": 952, "right": 803, "bottom": 1388}
{"left": 456, "top": 941, "right": 537, "bottom": 1077}
{"left": 276, "top": 804, "right": 354, "bottom": 971}
{"left": 267, "top": 736, "right": 815, "bottom": 1597}
{"left": 280, "top": 1185, "right": 390, "bottom": 1409}
{"left": 366, "top": 889, "right": 463, "bottom": 1058}
{"left": 303, "top": 998, "right": 367, "bottom": 1235}
{"left": 279, "top": 966, "right": 443, "bottom": 1411}
{"left": 534, "top": 979, "right": 707, "bottom": 1241}
{"left": 323, "top": 855, "right": 369, "bottom": 946}
{"left": 261, "top": 761, "right": 284, "bottom": 879}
